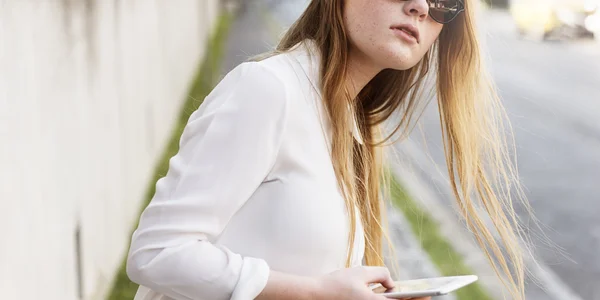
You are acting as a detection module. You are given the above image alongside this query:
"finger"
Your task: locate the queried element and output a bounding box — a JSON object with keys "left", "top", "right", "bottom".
{"left": 361, "top": 266, "right": 395, "bottom": 289}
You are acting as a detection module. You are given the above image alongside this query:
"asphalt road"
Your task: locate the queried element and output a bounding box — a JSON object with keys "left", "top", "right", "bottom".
{"left": 252, "top": 2, "right": 600, "bottom": 299}
{"left": 489, "top": 13, "right": 600, "bottom": 300}
{"left": 401, "top": 10, "right": 600, "bottom": 300}
{"left": 489, "top": 12, "right": 600, "bottom": 300}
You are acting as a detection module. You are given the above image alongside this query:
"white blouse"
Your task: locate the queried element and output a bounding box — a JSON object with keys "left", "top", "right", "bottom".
{"left": 126, "top": 40, "right": 365, "bottom": 300}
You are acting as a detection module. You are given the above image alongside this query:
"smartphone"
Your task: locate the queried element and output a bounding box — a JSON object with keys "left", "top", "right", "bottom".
{"left": 370, "top": 275, "right": 478, "bottom": 298}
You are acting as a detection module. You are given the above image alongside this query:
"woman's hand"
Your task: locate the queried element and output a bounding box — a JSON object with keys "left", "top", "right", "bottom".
{"left": 315, "top": 266, "right": 432, "bottom": 300}
{"left": 256, "top": 266, "right": 432, "bottom": 300}
{"left": 314, "top": 266, "right": 396, "bottom": 299}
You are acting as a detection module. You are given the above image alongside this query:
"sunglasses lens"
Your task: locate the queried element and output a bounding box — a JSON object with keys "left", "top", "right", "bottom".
{"left": 429, "top": 0, "right": 462, "bottom": 23}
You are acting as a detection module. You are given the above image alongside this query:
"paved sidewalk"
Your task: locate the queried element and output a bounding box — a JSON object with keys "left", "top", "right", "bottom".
{"left": 218, "top": 2, "right": 453, "bottom": 300}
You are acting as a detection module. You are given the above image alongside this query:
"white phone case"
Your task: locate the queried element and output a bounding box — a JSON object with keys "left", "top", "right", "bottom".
{"left": 371, "top": 275, "right": 479, "bottom": 298}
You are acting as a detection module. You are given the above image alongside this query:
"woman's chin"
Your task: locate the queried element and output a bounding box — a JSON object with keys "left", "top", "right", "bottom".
{"left": 378, "top": 45, "right": 420, "bottom": 70}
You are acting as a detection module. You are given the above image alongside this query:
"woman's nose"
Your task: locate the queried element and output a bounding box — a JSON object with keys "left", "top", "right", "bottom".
{"left": 403, "top": 0, "right": 430, "bottom": 21}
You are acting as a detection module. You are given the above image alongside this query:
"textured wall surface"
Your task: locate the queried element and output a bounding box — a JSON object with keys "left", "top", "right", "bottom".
{"left": 0, "top": 1, "right": 218, "bottom": 299}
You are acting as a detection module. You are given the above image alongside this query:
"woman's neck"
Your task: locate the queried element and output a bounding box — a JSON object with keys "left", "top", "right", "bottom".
{"left": 345, "top": 48, "right": 383, "bottom": 100}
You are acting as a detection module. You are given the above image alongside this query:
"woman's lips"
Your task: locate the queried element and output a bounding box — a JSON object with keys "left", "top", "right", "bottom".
{"left": 390, "top": 24, "right": 420, "bottom": 44}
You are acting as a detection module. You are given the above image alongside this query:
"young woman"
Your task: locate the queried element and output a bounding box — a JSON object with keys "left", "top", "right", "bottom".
{"left": 127, "top": 0, "right": 529, "bottom": 299}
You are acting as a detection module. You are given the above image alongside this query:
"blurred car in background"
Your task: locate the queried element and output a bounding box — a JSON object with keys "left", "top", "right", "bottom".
{"left": 509, "top": 0, "right": 600, "bottom": 40}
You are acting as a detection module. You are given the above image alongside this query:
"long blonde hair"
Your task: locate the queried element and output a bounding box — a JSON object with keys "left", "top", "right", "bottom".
{"left": 270, "top": 0, "right": 528, "bottom": 298}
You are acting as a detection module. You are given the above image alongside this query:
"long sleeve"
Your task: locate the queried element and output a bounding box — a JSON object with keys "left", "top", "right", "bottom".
{"left": 126, "top": 62, "right": 289, "bottom": 300}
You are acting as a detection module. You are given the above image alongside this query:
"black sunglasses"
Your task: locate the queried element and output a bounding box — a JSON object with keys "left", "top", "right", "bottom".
{"left": 428, "top": 0, "right": 465, "bottom": 24}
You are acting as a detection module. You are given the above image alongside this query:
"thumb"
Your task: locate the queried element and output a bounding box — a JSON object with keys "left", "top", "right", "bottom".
{"left": 361, "top": 266, "right": 395, "bottom": 289}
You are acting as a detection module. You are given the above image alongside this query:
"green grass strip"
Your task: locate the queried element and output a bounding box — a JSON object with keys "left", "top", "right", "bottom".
{"left": 389, "top": 176, "right": 493, "bottom": 300}
{"left": 106, "top": 12, "right": 233, "bottom": 300}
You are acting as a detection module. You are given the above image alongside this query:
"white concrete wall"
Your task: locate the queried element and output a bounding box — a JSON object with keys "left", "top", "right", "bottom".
{"left": 0, "top": 1, "right": 219, "bottom": 299}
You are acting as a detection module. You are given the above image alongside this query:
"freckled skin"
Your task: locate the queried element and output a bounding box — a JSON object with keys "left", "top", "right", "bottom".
{"left": 344, "top": 0, "right": 444, "bottom": 70}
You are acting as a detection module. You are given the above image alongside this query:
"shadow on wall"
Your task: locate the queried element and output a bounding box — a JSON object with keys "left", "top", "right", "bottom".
{"left": 485, "top": 0, "right": 509, "bottom": 8}
{"left": 60, "top": 0, "right": 99, "bottom": 70}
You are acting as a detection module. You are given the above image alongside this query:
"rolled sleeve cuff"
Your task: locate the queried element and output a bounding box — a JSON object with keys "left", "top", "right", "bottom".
{"left": 231, "top": 257, "right": 270, "bottom": 300}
